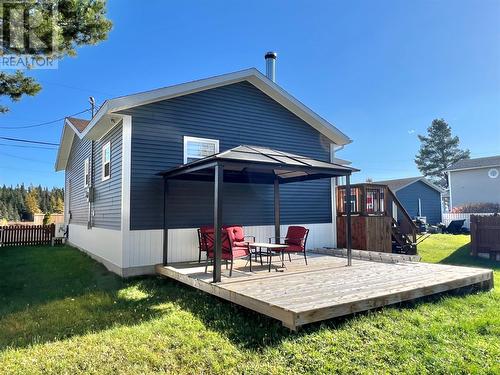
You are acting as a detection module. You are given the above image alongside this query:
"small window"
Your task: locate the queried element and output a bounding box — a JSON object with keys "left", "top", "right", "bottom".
{"left": 84, "top": 158, "right": 90, "bottom": 187}
{"left": 183, "top": 136, "right": 219, "bottom": 164}
{"left": 102, "top": 142, "right": 111, "bottom": 181}
{"left": 488, "top": 168, "right": 499, "bottom": 179}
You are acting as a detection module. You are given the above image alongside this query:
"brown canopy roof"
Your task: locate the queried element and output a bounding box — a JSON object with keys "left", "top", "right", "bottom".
{"left": 159, "top": 145, "right": 358, "bottom": 184}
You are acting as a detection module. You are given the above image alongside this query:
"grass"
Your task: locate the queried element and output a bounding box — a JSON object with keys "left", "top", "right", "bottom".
{"left": 0, "top": 234, "right": 498, "bottom": 374}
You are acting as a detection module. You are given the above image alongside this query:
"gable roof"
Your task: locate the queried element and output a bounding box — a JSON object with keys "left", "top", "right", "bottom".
{"left": 55, "top": 68, "right": 352, "bottom": 171}
{"left": 66, "top": 117, "right": 90, "bottom": 133}
{"left": 445, "top": 156, "right": 500, "bottom": 172}
{"left": 54, "top": 117, "right": 90, "bottom": 171}
{"left": 373, "top": 176, "right": 445, "bottom": 193}
{"left": 83, "top": 68, "right": 352, "bottom": 144}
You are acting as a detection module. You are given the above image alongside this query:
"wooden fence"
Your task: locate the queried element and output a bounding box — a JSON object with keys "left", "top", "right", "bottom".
{"left": 0, "top": 224, "right": 55, "bottom": 247}
{"left": 470, "top": 215, "right": 500, "bottom": 261}
{"left": 33, "top": 214, "right": 65, "bottom": 225}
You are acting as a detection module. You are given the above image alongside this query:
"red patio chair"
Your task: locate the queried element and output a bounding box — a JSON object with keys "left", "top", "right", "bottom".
{"left": 269, "top": 226, "right": 310, "bottom": 265}
{"left": 202, "top": 225, "right": 254, "bottom": 277}
{"left": 197, "top": 226, "right": 214, "bottom": 263}
{"left": 197, "top": 224, "right": 232, "bottom": 263}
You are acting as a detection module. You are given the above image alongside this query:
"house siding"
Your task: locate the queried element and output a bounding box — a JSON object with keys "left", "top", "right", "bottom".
{"left": 121, "top": 81, "right": 333, "bottom": 230}
{"left": 65, "top": 123, "right": 123, "bottom": 229}
{"left": 449, "top": 167, "right": 500, "bottom": 208}
{"left": 66, "top": 137, "right": 91, "bottom": 226}
{"left": 395, "top": 180, "right": 442, "bottom": 225}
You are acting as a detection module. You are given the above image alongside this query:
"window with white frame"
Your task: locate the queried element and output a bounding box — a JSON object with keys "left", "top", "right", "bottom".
{"left": 84, "top": 158, "right": 90, "bottom": 187}
{"left": 183, "top": 136, "right": 219, "bottom": 164}
{"left": 102, "top": 142, "right": 111, "bottom": 181}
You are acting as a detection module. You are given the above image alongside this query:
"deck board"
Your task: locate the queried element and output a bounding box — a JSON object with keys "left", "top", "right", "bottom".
{"left": 156, "top": 253, "right": 493, "bottom": 330}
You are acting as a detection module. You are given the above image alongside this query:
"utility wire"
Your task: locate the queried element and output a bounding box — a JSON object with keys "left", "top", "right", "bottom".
{"left": 0, "top": 108, "right": 91, "bottom": 129}
{"left": 0, "top": 151, "right": 54, "bottom": 164}
{"left": 0, "top": 136, "right": 59, "bottom": 146}
{"left": 0, "top": 142, "right": 57, "bottom": 150}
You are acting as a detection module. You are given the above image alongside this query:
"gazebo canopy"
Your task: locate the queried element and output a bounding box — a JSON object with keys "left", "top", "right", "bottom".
{"left": 158, "top": 145, "right": 358, "bottom": 283}
{"left": 158, "top": 145, "right": 358, "bottom": 182}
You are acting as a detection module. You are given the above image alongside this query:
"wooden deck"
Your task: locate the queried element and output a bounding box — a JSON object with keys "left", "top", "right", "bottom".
{"left": 156, "top": 253, "right": 493, "bottom": 330}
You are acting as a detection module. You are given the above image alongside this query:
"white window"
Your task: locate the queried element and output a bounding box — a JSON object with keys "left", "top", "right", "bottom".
{"left": 102, "top": 142, "right": 111, "bottom": 181}
{"left": 183, "top": 136, "right": 219, "bottom": 164}
{"left": 84, "top": 158, "right": 90, "bottom": 187}
{"left": 488, "top": 168, "right": 499, "bottom": 179}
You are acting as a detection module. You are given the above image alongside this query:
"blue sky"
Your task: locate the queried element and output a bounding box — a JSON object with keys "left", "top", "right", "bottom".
{"left": 1, "top": 0, "right": 499, "bottom": 187}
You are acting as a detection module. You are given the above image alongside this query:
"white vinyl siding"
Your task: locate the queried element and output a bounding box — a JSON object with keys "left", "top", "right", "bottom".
{"left": 183, "top": 136, "right": 219, "bottom": 164}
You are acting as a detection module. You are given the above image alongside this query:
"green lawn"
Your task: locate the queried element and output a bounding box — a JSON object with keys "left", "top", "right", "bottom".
{"left": 0, "top": 235, "right": 498, "bottom": 374}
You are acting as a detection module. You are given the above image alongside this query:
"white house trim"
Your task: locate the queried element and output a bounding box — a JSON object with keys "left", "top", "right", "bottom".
{"left": 55, "top": 69, "right": 352, "bottom": 171}
{"left": 54, "top": 121, "right": 76, "bottom": 171}
{"left": 446, "top": 164, "right": 500, "bottom": 173}
{"left": 448, "top": 171, "right": 453, "bottom": 209}
{"left": 101, "top": 141, "right": 111, "bottom": 181}
{"left": 183, "top": 136, "right": 219, "bottom": 164}
{"left": 120, "top": 115, "right": 133, "bottom": 268}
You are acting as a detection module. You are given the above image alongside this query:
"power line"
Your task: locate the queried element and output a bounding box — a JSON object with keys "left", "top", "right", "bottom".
{"left": 0, "top": 165, "right": 55, "bottom": 175}
{"left": 0, "top": 136, "right": 59, "bottom": 146}
{"left": 0, "top": 151, "right": 54, "bottom": 164}
{"left": 0, "top": 142, "right": 58, "bottom": 150}
{"left": 0, "top": 108, "right": 91, "bottom": 129}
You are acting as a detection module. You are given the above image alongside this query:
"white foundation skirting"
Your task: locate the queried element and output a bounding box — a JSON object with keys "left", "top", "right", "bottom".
{"left": 166, "top": 222, "right": 334, "bottom": 264}
{"left": 68, "top": 222, "right": 335, "bottom": 276}
{"left": 68, "top": 223, "right": 123, "bottom": 270}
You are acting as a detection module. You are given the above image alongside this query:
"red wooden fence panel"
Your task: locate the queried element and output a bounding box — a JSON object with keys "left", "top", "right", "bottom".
{"left": 0, "top": 224, "right": 55, "bottom": 247}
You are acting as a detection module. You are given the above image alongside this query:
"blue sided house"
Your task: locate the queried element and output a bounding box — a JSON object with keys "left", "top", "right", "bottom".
{"left": 373, "top": 177, "right": 444, "bottom": 225}
{"left": 55, "top": 55, "right": 356, "bottom": 277}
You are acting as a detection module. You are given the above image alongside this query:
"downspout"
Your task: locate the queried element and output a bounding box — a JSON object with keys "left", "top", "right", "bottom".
{"left": 88, "top": 139, "right": 94, "bottom": 229}
{"left": 87, "top": 97, "right": 96, "bottom": 229}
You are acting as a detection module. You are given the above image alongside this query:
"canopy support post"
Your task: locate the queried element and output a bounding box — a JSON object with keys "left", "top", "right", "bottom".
{"left": 213, "top": 163, "right": 223, "bottom": 283}
{"left": 346, "top": 174, "right": 352, "bottom": 266}
{"left": 274, "top": 175, "right": 280, "bottom": 242}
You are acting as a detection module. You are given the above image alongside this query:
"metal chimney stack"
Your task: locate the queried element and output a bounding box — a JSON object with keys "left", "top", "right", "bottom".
{"left": 265, "top": 51, "right": 277, "bottom": 82}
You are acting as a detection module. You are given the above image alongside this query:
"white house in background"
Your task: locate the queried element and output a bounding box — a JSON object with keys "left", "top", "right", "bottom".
{"left": 446, "top": 155, "right": 500, "bottom": 210}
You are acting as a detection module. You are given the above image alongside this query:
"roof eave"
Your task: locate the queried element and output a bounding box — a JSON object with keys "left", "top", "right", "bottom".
{"left": 78, "top": 68, "right": 352, "bottom": 146}
{"left": 446, "top": 164, "right": 500, "bottom": 173}
{"left": 54, "top": 122, "right": 76, "bottom": 171}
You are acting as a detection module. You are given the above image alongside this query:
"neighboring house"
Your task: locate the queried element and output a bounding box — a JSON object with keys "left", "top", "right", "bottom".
{"left": 373, "top": 177, "right": 444, "bottom": 225}
{"left": 446, "top": 155, "right": 500, "bottom": 210}
{"left": 55, "top": 64, "right": 353, "bottom": 277}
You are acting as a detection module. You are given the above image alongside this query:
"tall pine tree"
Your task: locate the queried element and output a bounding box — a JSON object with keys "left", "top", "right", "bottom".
{"left": 0, "top": 0, "right": 112, "bottom": 113}
{"left": 415, "top": 119, "right": 470, "bottom": 188}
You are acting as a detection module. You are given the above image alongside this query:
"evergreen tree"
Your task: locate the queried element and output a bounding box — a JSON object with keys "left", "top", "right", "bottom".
{"left": 0, "top": 0, "right": 112, "bottom": 113}
{"left": 415, "top": 119, "right": 470, "bottom": 188}
{"left": 0, "top": 185, "right": 64, "bottom": 220}
{"left": 25, "top": 190, "right": 41, "bottom": 214}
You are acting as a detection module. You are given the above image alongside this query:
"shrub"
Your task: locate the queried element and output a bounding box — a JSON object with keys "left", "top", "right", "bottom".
{"left": 42, "top": 213, "right": 51, "bottom": 225}
{"left": 452, "top": 202, "right": 500, "bottom": 213}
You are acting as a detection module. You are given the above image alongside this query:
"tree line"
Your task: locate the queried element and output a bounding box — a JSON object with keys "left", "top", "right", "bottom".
{"left": 0, "top": 185, "right": 64, "bottom": 222}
